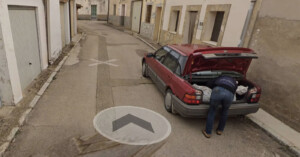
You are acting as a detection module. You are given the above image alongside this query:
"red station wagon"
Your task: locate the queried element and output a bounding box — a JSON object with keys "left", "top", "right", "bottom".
{"left": 142, "top": 44, "right": 261, "bottom": 117}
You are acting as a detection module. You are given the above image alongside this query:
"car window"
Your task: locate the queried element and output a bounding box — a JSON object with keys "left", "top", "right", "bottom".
{"left": 162, "top": 53, "right": 179, "bottom": 72}
{"left": 155, "top": 47, "right": 170, "bottom": 62}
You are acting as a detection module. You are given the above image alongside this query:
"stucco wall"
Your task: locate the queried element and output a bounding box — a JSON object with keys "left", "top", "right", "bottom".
{"left": 48, "top": 0, "right": 63, "bottom": 62}
{"left": 139, "top": 0, "right": 164, "bottom": 40}
{"left": 0, "top": 21, "right": 14, "bottom": 106}
{"left": 77, "top": 0, "right": 108, "bottom": 18}
{"left": 109, "top": 0, "right": 132, "bottom": 17}
{"left": 140, "top": 22, "right": 155, "bottom": 39}
{"left": 160, "top": 0, "right": 251, "bottom": 46}
{"left": 108, "top": 15, "right": 122, "bottom": 26}
{"left": 0, "top": 0, "right": 50, "bottom": 104}
{"left": 248, "top": 0, "right": 300, "bottom": 132}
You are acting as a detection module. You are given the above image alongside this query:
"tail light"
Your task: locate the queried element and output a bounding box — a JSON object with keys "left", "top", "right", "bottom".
{"left": 247, "top": 87, "right": 261, "bottom": 103}
{"left": 183, "top": 90, "right": 203, "bottom": 105}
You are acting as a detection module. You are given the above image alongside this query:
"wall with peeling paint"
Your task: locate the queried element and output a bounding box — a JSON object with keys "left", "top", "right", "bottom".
{"left": 0, "top": 21, "right": 14, "bottom": 106}
{"left": 248, "top": 0, "right": 300, "bottom": 132}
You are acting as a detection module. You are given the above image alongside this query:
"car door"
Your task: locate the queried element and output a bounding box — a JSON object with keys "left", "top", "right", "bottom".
{"left": 146, "top": 47, "right": 170, "bottom": 85}
{"left": 155, "top": 50, "right": 181, "bottom": 93}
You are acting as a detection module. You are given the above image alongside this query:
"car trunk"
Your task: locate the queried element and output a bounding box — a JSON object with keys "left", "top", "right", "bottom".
{"left": 183, "top": 50, "right": 258, "bottom": 104}
{"left": 187, "top": 77, "right": 255, "bottom": 103}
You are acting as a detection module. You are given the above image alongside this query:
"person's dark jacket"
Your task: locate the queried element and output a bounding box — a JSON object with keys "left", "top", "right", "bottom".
{"left": 207, "top": 76, "right": 238, "bottom": 94}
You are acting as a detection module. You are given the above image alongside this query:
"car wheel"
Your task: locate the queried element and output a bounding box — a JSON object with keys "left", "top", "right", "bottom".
{"left": 164, "top": 89, "right": 173, "bottom": 113}
{"left": 142, "top": 62, "right": 148, "bottom": 77}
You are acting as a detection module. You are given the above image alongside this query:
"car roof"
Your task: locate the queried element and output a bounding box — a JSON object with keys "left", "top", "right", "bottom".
{"left": 168, "top": 44, "right": 254, "bottom": 56}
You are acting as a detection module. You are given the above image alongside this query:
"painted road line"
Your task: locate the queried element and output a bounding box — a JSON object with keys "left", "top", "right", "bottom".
{"left": 89, "top": 58, "right": 119, "bottom": 67}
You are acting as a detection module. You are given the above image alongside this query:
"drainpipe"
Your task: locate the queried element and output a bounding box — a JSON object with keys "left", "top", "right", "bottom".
{"left": 238, "top": 0, "right": 256, "bottom": 47}
{"left": 157, "top": 0, "right": 167, "bottom": 44}
{"left": 107, "top": 0, "right": 110, "bottom": 22}
{"left": 43, "top": 0, "right": 50, "bottom": 64}
{"left": 69, "top": 0, "right": 72, "bottom": 41}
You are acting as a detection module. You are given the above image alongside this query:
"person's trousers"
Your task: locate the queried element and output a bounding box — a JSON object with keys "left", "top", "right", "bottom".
{"left": 205, "top": 86, "right": 234, "bottom": 134}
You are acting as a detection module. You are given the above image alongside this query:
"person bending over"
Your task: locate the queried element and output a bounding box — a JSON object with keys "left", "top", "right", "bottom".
{"left": 202, "top": 75, "right": 238, "bottom": 138}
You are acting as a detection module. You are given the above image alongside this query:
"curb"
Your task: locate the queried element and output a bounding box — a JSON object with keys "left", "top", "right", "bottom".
{"left": 0, "top": 33, "right": 85, "bottom": 156}
{"left": 135, "top": 34, "right": 300, "bottom": 156}
{"left": 135, "top": 35, "right": 157, "bottom": 50}
{"left": 105, "top": 23, "right": 158, "bottom": 51}
{"left": 247, "top": 110, "right": 300, "bottom": 156}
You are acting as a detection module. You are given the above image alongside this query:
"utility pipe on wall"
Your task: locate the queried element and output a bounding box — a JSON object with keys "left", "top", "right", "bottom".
{"left": 239, "top": 0, "right": 256, "bottom": 47}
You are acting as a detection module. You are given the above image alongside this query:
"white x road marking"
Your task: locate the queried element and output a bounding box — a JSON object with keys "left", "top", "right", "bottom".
{"left": 89, "top": 59, "right": 119, "bottom": 67}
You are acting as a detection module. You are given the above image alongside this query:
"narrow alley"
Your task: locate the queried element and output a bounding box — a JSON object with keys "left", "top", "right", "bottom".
{"left": 3, "top": 21, "right": 294, "bottom": 157}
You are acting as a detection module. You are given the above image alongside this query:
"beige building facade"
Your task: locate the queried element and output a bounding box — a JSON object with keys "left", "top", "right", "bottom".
{"left": 159, "top": 0, "right": 254, "bottom": 47}
{"left": 247, "top": 0, "right": 300, "bottom": 132}
{"left": 140, "top": 0, "right": 165, "bottom": 42}
{"left": 77, "top": 0, "right": 108, "bottom": 20}
{"left": 108, "top": 0, "right": 134, "bottom": 29}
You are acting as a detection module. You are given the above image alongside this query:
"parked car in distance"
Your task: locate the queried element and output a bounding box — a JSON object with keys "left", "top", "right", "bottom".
{"left": 142, "top": 44, "right": 261, "bottom": 117}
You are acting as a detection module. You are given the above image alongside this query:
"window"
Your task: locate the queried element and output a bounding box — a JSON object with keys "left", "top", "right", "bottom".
{"left": 211, "top": 11, "right": 224, "bottom": 42}
{"left": 162, "top": 54, "right": 178, "bottom": 72}
{"left": 155, "top": 47, "right": 170, "bottom": 62}
{"left": 113, "top": 4, "right": 117, "bottom": 16}
{"left": 146, "top": 5, "right": 152, "bottom": 23}
{"left": 169, "top": 10, "right": 180, "bottom": 32}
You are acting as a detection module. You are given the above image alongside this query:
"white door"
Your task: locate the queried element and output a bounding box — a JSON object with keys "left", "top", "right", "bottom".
{"left": 132, "top": 1, "right": 142, "bottom": 32}
{"left": 60, "top": 3, "right": 66, "bottom": 47}
{"left": 8, "top": 7, "right": 41, "bottom": 90}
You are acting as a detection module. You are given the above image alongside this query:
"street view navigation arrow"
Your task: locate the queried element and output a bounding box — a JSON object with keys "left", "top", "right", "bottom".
{"left": 93, "top": 106, "right": 171, "bottom": 145}
{"left": 112, "top": 114, "right": 154, "bottom": 133}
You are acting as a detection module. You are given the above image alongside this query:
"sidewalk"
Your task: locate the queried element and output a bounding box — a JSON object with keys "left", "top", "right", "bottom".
{"left": 105, "top": 23, "right": 300, "bottom": 156}
{"left": 0, "top": 33, "right": 84, "bottom": 156}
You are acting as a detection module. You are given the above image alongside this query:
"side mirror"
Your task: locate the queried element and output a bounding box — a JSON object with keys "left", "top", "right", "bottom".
{"left": 146, "top": 53, "right": 155, "bottom": 58}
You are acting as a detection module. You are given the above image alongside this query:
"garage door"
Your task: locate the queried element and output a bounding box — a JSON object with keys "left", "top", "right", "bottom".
{"left": 132, "top": 1, "right": 142, "bottom": 32}
{"left": 8, "top": 7, "right": 41, "bottom": 90}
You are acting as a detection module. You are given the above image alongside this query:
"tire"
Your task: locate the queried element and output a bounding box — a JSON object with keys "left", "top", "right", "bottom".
{"left": 142, "top": 61, "right": 148, "bottom": 77}
{"left": 164, "top": 89, "right": 173, "bottom": 113}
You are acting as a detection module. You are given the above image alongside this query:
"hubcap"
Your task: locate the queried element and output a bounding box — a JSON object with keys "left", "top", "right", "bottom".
{"left": 165, "top": 92, "right": 172, "bottom": 109}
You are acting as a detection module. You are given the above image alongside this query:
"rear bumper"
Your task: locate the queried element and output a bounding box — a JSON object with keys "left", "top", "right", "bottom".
{"left": 172, "top": 95, "right": 259, "bottom": 118}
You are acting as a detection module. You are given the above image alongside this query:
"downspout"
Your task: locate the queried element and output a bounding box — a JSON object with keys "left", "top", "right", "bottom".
{"left": 138, "top": 0, "right": 143, "bottom": 33}
{"left": 69, "top": 0, "right": 72, "bottom": 41}
{"left": 43, "top": 0, "right": 50, "bottom": 64}
{"left": 107, "top": 0, "right": 110, "bottom": 22}
{"left": 157, "top": 0, "right": 167, "bottom": 44}
{"left": 238, "top": 0, "right": 256, "bottom": 47}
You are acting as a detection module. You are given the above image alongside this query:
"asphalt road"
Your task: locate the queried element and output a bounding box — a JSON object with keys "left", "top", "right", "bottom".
{"left": 4, "top": 21, "right": 295, "bottom": 157}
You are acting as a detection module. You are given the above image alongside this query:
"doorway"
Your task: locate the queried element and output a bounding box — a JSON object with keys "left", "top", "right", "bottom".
{"left": 91, "top": 5, "right": 97, "bottom": 20}
{"left": 153, "top": 7, "right": 162, "bottom": 42}
{"left": 8, "top": 7, "right": 42, "bottom": 90}
{"left": 121, "top": 4, "right": 125, "bottom": 26}
{"left": 131, "top": 1, "right": 142, "bottom": 32}
{"left": 183, "top": 11, "right": 198, "bottom": 44}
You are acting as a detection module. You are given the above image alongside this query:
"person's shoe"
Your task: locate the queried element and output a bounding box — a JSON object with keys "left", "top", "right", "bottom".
{"left": 216, "top": 130, "right": 223, "bottom": 135}
{"left": 202, "top": 130, "right": 211, "bottom": 138}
